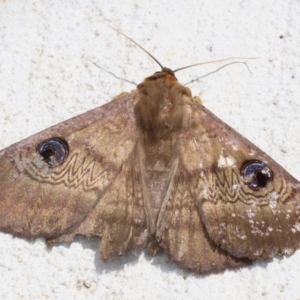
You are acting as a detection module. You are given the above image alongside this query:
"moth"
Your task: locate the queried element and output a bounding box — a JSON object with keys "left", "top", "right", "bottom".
{"left": 0, "top": 38, "right": 300, "bottom": 275}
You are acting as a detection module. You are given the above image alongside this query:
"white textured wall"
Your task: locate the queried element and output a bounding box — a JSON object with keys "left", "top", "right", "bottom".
{"left": 0, "top": 1, "right": 300, "bottom": 299}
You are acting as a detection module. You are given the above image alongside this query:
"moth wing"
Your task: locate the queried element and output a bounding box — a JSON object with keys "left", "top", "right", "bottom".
{"left": 54, "top": 152, "right": 149, "bottom": 259}
{"left": 0, "top": 92, "right": 147, "bottom": 249}
{"left": 180, "top": 100, "right": 300, "bottom": 260}
{"left": 156, "top": 171, "right": 250, "bottom": 274}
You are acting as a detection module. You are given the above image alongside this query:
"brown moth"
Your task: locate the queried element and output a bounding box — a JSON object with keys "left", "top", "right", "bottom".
{"left": 0, "top": 42, "right": 300, "bottom": 275}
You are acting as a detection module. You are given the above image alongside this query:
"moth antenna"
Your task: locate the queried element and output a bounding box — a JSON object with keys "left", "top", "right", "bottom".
{"left": 92, "top": 62, "right": 137, "bottom": 86}
{"left": 184, "top": 61, "right": 253, "bottom": 85}
{"left": 173, "top": 57, "right": 259, "bottom": 73}
{"left": 108, "top": 25, "right": 164, "bottom": 70}
{"left": 107, "top": 24, "right": 258, "bottom": 78}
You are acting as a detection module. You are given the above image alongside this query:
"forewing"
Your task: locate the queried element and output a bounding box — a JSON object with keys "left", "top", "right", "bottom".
{"left": 156, "top": 171, "right": 249, "bottom": 273}
{"left": 0, "top": 92, "right": 141, "bottom": 242}
{"left": 53, "top": 150, "right": 149, "bottom": 259}
{"left": 180, "top": 100, "right": 300, "bottom": 260}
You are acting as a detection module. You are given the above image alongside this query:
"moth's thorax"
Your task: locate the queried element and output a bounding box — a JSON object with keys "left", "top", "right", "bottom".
{"left": 134, "top": 72, "right": 192, "bottom": 141}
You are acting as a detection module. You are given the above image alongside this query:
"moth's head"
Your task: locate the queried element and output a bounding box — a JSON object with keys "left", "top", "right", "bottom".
{"left": 145, "top": 67, "right": 178, "bottom": 81}
{"left": 160, "top": 67, "right": 176, "bottom": 79}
